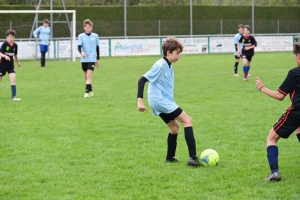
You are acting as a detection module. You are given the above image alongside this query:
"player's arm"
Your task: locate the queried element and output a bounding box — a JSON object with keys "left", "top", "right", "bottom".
{"left": 14, "top": 54, "right": 21, "bottom": 67}
{"left": 137, "top": 76, "right": 149, "bottom": 112}
{"left": 33, "top": 27, "right": 41, "bottom": 38}
{"left": 96, "top": 45, "right": 100, "bottom": 68}
{"left": 255, "top": 77, "right": 285, "bottom": 101}
{"left": 78, "top": 45, "right": 86, "bottom": 58}
{"left": 0, "top": 52, "right": 10, "bottom": 61}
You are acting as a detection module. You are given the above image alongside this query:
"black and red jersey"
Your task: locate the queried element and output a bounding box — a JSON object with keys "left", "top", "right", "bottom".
{"left": 0, "top": 41, "right": 18, "bottom": 67}
{"left": 239, "top": 35, "right": 257, "bottom": 57}
{"left": 278, "top": 67, "right": 300, "bottom": 114}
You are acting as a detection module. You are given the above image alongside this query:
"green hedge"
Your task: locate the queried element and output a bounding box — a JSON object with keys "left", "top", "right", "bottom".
{"left": 0, "top": 5, "right": 299, "bottom": 37}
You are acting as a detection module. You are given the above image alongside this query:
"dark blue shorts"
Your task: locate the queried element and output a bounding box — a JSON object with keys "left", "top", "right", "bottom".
{"left": 40, "top": 44, "right": 48, "bottom": 52}
{"left": 0, "top": 65, "right": 15, "bottom": 76}
{"left": 273, "top": 110, "right": 300, "bottom": 139}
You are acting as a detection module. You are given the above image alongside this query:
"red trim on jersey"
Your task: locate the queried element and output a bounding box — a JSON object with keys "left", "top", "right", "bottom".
{"left": 6, "top": 40, "right": 14, "bottom": 46}
{"left": 290, "top": 89, "right": 295, "bottom": 101}
{"left": 278, "top": 88, "right": 287, "bottom": 95}
{"left": 274, "top": 105, "right": 293, "bottom": 132}
{"left": 244, "top": 35, "right": 250, "bottom": 39}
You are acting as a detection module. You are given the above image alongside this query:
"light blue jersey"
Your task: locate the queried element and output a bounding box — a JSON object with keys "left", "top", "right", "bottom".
{"left": 33, "top": 26, "right": 51, "bottom": 45}
{"left": 77, "top": 32, "right": 99, "bottom": 62}
{"left": 143, "top": 58, "right": 179, "bottom": 116}
{"left": 233, "top": 33, "right": 243, "bottom": 55}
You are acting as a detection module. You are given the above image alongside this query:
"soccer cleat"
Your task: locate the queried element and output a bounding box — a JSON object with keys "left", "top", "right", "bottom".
{"left": 264, "top": 171, "right": 281, "bottom": 182}
{"left": 165, "top": 157, "right": 179, "bottom": 163}
{"left": 248, "top": 74, "right": 251, "bottom": 77}
{"left": 89, "top": 91, "right": 94, "bottom": 97}
{"left": 234, "top": 74, "right": 239, "bottom": 77}
{"left": 84, "top": 93, "right": 90, "bottom": 98}
{"left": 12, "top": 97, "right": 21, "bottom": 101}
{"left": 188, "top": 157, "right": 201, "bottom": 167}
{"left": 243, "top": 78, "right": 248, "bottom": 82}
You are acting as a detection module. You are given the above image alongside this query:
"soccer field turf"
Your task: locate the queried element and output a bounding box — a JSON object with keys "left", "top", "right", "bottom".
{"left": 1, "top": 52, "right": 300, "bottom": 199}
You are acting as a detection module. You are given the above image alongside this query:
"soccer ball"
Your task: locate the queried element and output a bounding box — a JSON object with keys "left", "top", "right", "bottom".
{"left": 199, "top": 149, "right": 219, "bottom": 167}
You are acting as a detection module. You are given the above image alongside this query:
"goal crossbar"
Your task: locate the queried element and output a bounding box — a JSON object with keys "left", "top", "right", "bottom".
{"left": 0, "top": 10, "right": 76, "bottom": 62}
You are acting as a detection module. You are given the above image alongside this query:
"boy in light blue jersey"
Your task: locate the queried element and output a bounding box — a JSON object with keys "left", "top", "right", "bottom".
{"left": 137, "top": 37, "right": 200, "bottom": 167}
{"left": 77, "top": 19, "right": 100, "bottom": 98}
{"left": 233, "top": 24, "right": 244, "bottom": 76}
{"left": 33, "top": 19, "right": 51, "bottom": 67}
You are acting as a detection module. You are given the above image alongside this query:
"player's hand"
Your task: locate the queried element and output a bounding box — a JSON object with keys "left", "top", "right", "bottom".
{"left": 255, "top": 77, "right": 264, "bottom": 90}
{"left": 237, "top": 52, "right": 240, "bottom": 57}
{"left": 4, "top": 55, "right": 10, "bottom": 61}
{"left": 138, "top": 100, "right": 148, "bottom": 112}
{"left": 96, "top": 60, "right": 100, "bottom": 68}
{"left": 81, "top": 52, "right": 86, "bottom": 58}
{"left": 17, "top": 62, "right": 21, "bottom": 67}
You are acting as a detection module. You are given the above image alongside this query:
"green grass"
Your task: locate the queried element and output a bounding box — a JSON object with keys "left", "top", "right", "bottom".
{"left": 1, "top": 52, "right": 300, "bottom": 199}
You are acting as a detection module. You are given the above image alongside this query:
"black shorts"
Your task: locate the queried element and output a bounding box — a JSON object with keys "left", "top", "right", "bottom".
{"left": 242, "top": 55, "right": 253, "bottom": 62}
{"left": 0, "top": 65, "right": 15, "bottom": 76}
{"left": 81, "top": 62, "right": 95, "bottom": 71}
{"left": 159, "top": 107, "right": 183, "bottom": 124}
{"left": 273, "top": 111, "right": 300, "bottom": 139}
{"left": 235, "top": 55, "right": 241, "bottom": 59}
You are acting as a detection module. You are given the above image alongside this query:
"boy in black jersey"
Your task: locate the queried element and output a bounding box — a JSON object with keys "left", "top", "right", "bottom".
{"left": 237, "top": 25, "right": 257, "bottom": 82}
{"left": 255, "top": 42, "right": 300, "bottom": 182}
{"left": 0, "top": 29, "right": 21, "bottom": 100}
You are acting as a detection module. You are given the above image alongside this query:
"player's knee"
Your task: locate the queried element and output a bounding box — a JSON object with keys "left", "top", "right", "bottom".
{"left": 170, "top": 124, "right": 180, "bottom": 133}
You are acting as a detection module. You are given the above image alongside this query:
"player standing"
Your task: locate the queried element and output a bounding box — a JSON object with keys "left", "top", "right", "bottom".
{"left": 137, "top": 37, "right": 200, "bottom": 167}
{"left": 0, "top": 29, "right": 21, "bottom": 100}
{"left": 255, "top": 42, "right": 300, "bottom": 181}
{"left": 233, "top": 24, "right": 244, "bottom": 76}
{"left": 33, "top": 19, "right": 51, "bottom": 67}
{"left": 77, "top": 19, "right": 100, "bottom": 98}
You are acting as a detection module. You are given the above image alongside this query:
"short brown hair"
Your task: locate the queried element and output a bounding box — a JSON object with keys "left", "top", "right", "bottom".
{"left": 293, "top": 42, "right": 300, "bottom": 55}
{"left": 237, "top": 24, "right": 244, "bottom": 28}
{"left": 6, "top": 29, "right": 16, "bottom": 37}
{"left": 43, "top": 19, "right": 49, "bottom": 24}
{"left": 83, "top": 19, "right": 93, "bottom": 27}
{"left": 244, "top": 25, "right": 251, "bottom": 32}
{"left": 162, "top": 37, "right": 184, "bottom": 56}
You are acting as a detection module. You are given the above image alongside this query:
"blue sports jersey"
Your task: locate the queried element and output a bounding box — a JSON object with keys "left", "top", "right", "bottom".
{"left": 143, "top": 58, "right": 179, "bottom": 116}
{"left": 33, "top": 26, "right": 51, "bottom": 45}
{"left": 233, "top": 33, "right": 243, "bottom": 55}
{"left": 77, "top": 32, "right": 99, "bottom": 62}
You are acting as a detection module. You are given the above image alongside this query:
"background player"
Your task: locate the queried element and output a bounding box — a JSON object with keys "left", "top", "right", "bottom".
{"left": 77, "top": 19, "right": 100, "bottom": 98}
{"left": 233, "top": 24, "right": 244, "bottom": 76}
{"left": 237, "top": 25, "right": 257, "bottom": 82}
{"left": 33, "top": 19, "right": 51, "bottom": 67}
{"left": 0, "top": 29, "right": 21, "bottom": 100}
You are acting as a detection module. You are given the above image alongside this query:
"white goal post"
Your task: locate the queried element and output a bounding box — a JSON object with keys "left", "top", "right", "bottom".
{"left": 0, "top": 10, "right": 76, "bottom": 62}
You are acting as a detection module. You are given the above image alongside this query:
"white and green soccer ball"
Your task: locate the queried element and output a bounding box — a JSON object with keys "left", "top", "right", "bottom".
{"left": 199, "top": 149, "right": 219, "bottom": 167}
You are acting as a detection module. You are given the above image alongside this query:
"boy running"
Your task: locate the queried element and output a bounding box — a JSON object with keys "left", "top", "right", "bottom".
{"left": 237, "top": 25, "right": 257, "bottom": 82}
{"left": 0, "top": 29, "right": 21, "bottom": 100}
{"left": 137, "top": 37, "right": 200, "bottom": 167}
{"left": 233, "top": 24, "right": 244, "bottom": 76}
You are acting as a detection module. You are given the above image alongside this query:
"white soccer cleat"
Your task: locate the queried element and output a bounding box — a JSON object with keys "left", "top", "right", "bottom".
{"left": 12, "top": 97, "right": 22, "bottom": 101}
{"left": 84, "top": 93, "right": 90, "bottom": 98}
{"left": 234, "top": 74, "right": 239, "bottom": 77}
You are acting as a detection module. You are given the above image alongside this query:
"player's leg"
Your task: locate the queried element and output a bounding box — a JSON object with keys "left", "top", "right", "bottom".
{"left": 8, "top": 72, "right": 21, "bottom": 100}
{"left": 175, "top": 111, "right": 200, "bottom": 166}
{"left": 165, "top": 119, "right": 180, "bottom": 162}
{"left": 264, "top": 128, "right": 281, "bottom": 181}
{"left": 295, "top": 127, "right": 300, "bottom": 142}
{"left": 85, "top": 63, "right": 95, "bottom": 97}
{"left": 40, "top": 44, "right": 46, "bottom": 67}
{"left": 81, "top": 63, "right": 90, "bottom": 98}
{"left": 246, "top": 57, "right": 252, "bottom": 77}
{"left": 234, "top": 56, "right": 240, "bottom": 76}
{"left": 242, "top": 57, "right": 250, "bottom": 81}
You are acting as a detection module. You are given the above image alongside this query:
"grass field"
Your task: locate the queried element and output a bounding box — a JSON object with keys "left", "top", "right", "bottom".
{"left": 1, "top": 52, "right": 300, "bottom": 199}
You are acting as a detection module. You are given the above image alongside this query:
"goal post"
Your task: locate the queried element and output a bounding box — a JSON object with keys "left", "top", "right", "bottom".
{"left": 0, "top": 10, "right": 76, "bottom": 62}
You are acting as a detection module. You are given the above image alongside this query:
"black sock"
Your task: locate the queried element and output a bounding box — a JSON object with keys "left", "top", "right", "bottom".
{"left": 85, "top": 84, "right": 91, "bottom": 93}
{"left": 166, "top": 133, "right": 178, "bottom": 159}
{"left": 41, "top": 52, "right": 46, "bottom": 67}
{"left": 184, "top": 127, "right": 197, "bottom": 159}
{"left": 234, "top": 62, "right": 239, "bottom": 74}
{"left": 297, "top": 133, "right": 300, "bottom": 142}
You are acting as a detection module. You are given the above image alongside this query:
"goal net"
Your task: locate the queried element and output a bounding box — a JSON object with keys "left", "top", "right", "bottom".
{"left": 0, "top": 10, "right": 76, "bottom": 62}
